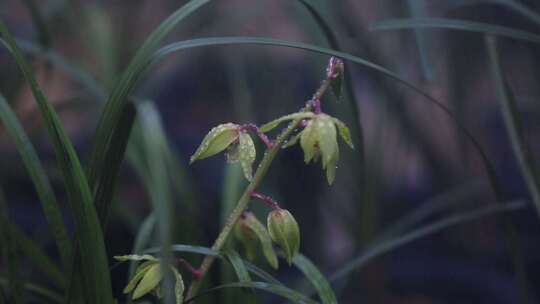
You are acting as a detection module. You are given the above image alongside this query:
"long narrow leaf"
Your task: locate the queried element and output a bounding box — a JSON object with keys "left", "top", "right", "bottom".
{"left": 292, "top": 254, "right": 337, "bottom": 304}
{"left": 0, "top": 188, "right": 23, "bottom": 304}
{"left": 0, "top": 19, "right": 113, "bottom": 304}
{"left": 370, "top": 17, "right": 540, "bottom": 44}
{"left": 87, "top": 0, "right": 211, "bottom": 226}
{"left": 486, "top": 36, "right": 540, "bottom": 218}
{"left": 330, "top": 201, "right": 525, "bottom": 283}
{"left": 186, "top": 282, "right": 318, "bottom": 304}
{"left": 7, "top": 222, "right": 65, "bottom": 288}
{"left": 0, "top": 92, "right": 71, "bottom": 269}
{"left": 0, "top": 278, "right": 63, "bottom": 304}
{"left": 225, "top": 249, "right": 251, "bottom": 283}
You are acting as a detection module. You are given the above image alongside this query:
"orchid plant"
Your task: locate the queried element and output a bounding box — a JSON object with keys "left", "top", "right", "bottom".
{"left": 114, "top": 57, "right": 353, "bottom": 303}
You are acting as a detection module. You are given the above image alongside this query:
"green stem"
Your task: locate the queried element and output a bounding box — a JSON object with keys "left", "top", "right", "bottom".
{"left": 186, "top": 117, "right": 301, "bottom": 298}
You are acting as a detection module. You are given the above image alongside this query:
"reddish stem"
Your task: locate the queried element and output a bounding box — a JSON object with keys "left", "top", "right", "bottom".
{"left": 175, "top": 258, "right": 202, "bottom": 279}
{"left": 241, "top": 124, "right": 274, "bottom": 149}
{"left": 250, "top": 192, "right": 281, "bottom": 210}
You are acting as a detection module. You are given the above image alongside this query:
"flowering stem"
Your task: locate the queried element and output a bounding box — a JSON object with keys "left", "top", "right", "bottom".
{"left": 186, "top": 59, "right": 337, "bottom": 301}
{"left": 250, "top": 192, "right": 281, "bottom": 210}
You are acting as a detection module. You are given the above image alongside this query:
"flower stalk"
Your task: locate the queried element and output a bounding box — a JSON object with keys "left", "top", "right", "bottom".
{"left": 186, "top": 57, "right": 341, "bottom": 300}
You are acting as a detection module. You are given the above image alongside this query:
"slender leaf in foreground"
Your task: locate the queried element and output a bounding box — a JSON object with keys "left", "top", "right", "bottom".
{"left": 0, "top": 188, "right": 23, "bottom": 304}
{"left": 485, "top": 35, "right": 540, "bottom": 219}
{"left": 370, "top": 17, "right": 540, "bottom": 44}
{"left": 185, "top": 282, "right": 318, "bottom": 304}
{"left": 292, "top": 254, "right": 337, "bottom": 304}
{"left": 0, "top": 92, "right": 71, "bottom": 270}
{"left": 330, "top": 201, "right": 525, "bottom": 283}
{"left": 225, "top": 249, "right": 251, "bottom": 282}
{"left": 87, "top": 0, "right": 211, "bottom": 227}
{"left": 0, "top": 18, "right": 113, "bottom": 304}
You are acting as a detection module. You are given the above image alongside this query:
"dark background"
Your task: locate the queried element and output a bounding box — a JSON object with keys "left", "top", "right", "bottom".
{"left": 1, "top": 1, "right": 540, "bottom": 303}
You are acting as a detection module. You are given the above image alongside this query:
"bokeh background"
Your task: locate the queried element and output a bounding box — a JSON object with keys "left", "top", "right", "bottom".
{"left": 1, "top": 0, "right": 540, "bottom": 303}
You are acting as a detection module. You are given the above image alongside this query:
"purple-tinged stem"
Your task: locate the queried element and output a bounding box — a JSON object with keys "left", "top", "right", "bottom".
{"left": 241, "top": 124, "right": 274, "bottom": 149}
{"left": 250, "top": 192, "right": 281, "bottom": 210}
{"left": 175, "top": 258, "right": 202, "bottom": 279}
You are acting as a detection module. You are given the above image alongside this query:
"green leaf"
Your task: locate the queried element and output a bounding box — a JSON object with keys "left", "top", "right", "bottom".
{"left": 0, "top": 92, "right": 71, "bottom": 270}
{"left": 370, "top": 17, "right": 540, "bottom": 44}
{"left": 260, "top": 113, "right": 314, "bottom": 133}
{"left": 332, "top": 118, "right": 354, "bottom": 149}
{"left": 190, "top": 123, "right": 240, "bottom": 163}
{"left": 0, "top": 188, "right": 23, "bottom": 304}
{"left": 133, "top": 264, "right": 163, "bottom": 300}
{"left": 485, "top": 36, "right": 540, "bottom": 218}
{"left": 0, "top": 277, "right": 63, "bottom": 304}
{"left": 123, "top": 261, "right": 157, "bottom": 294}
{"left": 114, "top": 254, "right": 158, "bottom": 262}
{"left": 225, "top": 249, "right": 251, "bottom": 282}
{"left": 300, "top": 119, "right": 318, "bottom": 164}
{"left": 329, "top": 201, "right": 526, "bottom": 285}
{"left": 88, "top": 0, "right": 211, "bottom": 219}
{"left": 244, "top": 214, "right": 279, "bottom": 269}
{"left": 186, "top": 282, "right": 318, "bottom": 304}
{"left": 238, "top": 133, "right": 256, "bottom": 181}
{"left": 146, "top": 244, "right": 221, "bottom": 257}
{"left": 169, "top": 267, "right": 185, "bottom": 304}
{"left": 7, "top": 222, "right": 65, "bottom": 288}
{"left": 292, "top": 254, "right": 336, "bottom": 304}
{"left": 0, "top": 19, "right": 113, "bottom": 303}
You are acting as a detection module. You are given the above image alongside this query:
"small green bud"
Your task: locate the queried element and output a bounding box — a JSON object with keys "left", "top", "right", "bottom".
{"left": 190, "top": 123, "right": 240, "bottom": 164}
{"left": 235, "top": 212, "right": 279, "bottom": 269}
{"left": 234, "top": 215, "right": 259, "bottom": 261}
{"left": 267, "top": 209, "right": 300, "bottom": 265}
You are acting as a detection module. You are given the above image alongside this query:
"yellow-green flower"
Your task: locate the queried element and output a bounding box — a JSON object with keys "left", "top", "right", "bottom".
{"left": 267, "top": 209, "right": 300, "bottom": 265}
{"left": 114, "top": 255, "right": 184, "bottom": 304}
{"left": 300, "top": 114, "right": 353, "bottom": 184}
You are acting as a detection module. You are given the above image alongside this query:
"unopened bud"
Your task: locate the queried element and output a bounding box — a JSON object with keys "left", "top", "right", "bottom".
{"left": 267, "top": 209, "right": 300, "bottom": 265}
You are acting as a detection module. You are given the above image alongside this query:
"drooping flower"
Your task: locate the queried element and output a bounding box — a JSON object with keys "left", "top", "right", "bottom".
{"left": 114, "top": 255, "right": 184, "bottom": 304}
{"left": 267, "top": 209, "right": 300, "bottom": 265}
{"left": 234, "top": 212, "right": 279, "bottom": 269}
{"left": 260, "top": 112, "right": 353, "bottom": 184}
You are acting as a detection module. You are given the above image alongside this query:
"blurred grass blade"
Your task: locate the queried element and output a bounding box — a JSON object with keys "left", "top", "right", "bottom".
{"left": 370, "top": 17, "right": 540, "bottom": 44}
{"left": 0, "top": 92, "right": 71, "bottom": 269}
{"left": 330, "top": 201, "right": 525, "bottom": 284}
{"left": 92, "top": 102, "right": 136, "bottom": 227}
{"left": 486, "top": 36, "right": 540, "bottom": 218}
{"left": 292, "top": 254, "right": 337, "bottom": 304}
{"left": 0, "top": 19, "right": 113, "bottom": 304}
{"left": 407, "top": 0, "right": 434, "bottom": 80}
{"left": 186, "top": 282, "right": 318, "bottom": 304}
{"left": 0, "top": 188, "right": 23, "bottom": 304}
{"left": 242, "top": 261, "right": 282, "bottom": 285}
{"left": 0, "top": 278, "right": 63, "bottom": 304}
{"left": 224, "top": 249, "right": 251, "bottom": 282}
{"left": 380, "top": 182, "right": 484, "bottom": 239}
{"left": 129, "top": 213, "right": 156, "bottom": 278}
{"left": 148, "top": 244, "right": 283, "bottom": 285}
{"left": 451, "top": 1, "right": 540, "bottom": 27}
{"left": 146, "top": 244, "right": 220, "bottom": 257}
{"left": 7, "top": 222, "right": 65, "bottom": 288}
{"left": 137, "top": 102, "right": 174, "bottom": 303}
{"left": 21, "top": 0, "right": 51, "bottom": 48}
{"left": 87, "top": 0, "right": 210, "bottom": 224}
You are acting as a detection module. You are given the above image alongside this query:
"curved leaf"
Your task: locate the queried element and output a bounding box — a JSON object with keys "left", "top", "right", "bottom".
{"left": 292, "top": 254, "right": 336, "bottom": 304}
{"left": 186, "top": 282, "right": 318, "bottom": 304}
{"left": 370, "top": 17, "right": 540, "bottom": 44}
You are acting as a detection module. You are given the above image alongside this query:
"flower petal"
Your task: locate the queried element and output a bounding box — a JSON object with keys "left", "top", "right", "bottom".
{"left": 190, "top": 123, "right": 239, "bottom": 163}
